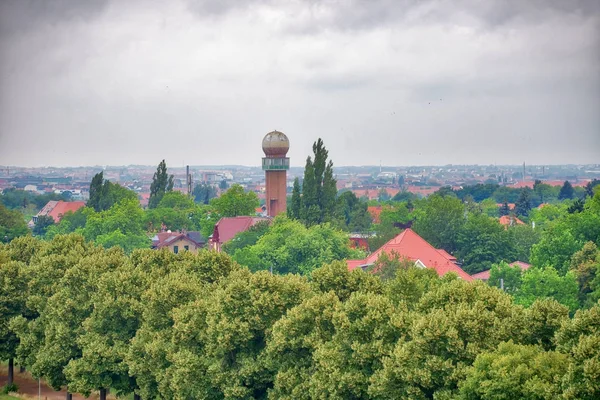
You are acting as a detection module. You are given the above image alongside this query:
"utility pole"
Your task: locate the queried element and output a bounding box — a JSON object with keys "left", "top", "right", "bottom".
{"left": 500, "top": 278, "right": 504, "bottom": 291}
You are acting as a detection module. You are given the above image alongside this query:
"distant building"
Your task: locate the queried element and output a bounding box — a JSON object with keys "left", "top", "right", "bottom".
{"left": 262, "top": 130, "right": 290, "bottom": 217}
{"left": 210, "top": 216, "right": 270, "bottom": 252}
{"left": 367, "top": 206, "right": 382, "bottom": 223}
{"left": 349, "top": 233, "right": 373, "bottom": 251}
{"left": 29, "top": 200, "right": 86, "bottom": 228}
{"left": 347, "top": 228, "right": 473, "bottom": 281}
{"left": 498, "top": 215, "right": 525, "bottom": 227}
{"left": 471, "top": 261, "right": 531, "bottom": 281}
{"left": 151, "top": 231, "right": 206, "bottom": 254}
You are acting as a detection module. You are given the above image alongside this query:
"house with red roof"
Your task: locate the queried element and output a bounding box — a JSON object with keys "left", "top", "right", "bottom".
{"left": 346, "top": 228, "right": 473, "bottom": 281}
{"left": 151, "top": 231, "right": 206, "bottom": 254}
{"left": 498, "top": 215, "right": 525, "bottom": 227}
{"left": 29, "top": 200, "right": 86, "bottom": 228}
{"left": 367, "top": 206, "right": 382, "bottom": 223}
{"left": 471, "top": 261, "right": 531, "bottom": 281}
{"left": 210, "top": 216, "right": 271, "bottom": 251}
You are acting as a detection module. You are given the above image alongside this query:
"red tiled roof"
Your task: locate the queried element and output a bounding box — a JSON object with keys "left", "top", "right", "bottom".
{"left": 499, "top": 215, "right": 525, "bottom": 226}
{"left": 212, "top": 216, "right": 270, "bottom": 244}
{"left": 472, "top": 260, "right": 532, "bottom": 281}
{"left": 153, "top": 232, "right": 205, "bottom": 249}
{"left": 509, "top": 261, "right": 531, "bottom": 271}
{"left": 39, "top": 200, "right": 86, "bottom": 223}
{"left": 437, "top": 249, "right": 457, "bottom": 261}
{"left": 367, "top": 206, "right": 382, "bottom": 223}
{"left": 471, "top": 270, "right": 491, "bottom": 280}
{"left": 347, "top": 228, "right": 473, "bottom": 281}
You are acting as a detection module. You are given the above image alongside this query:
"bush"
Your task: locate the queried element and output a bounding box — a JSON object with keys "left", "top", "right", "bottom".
{"left": 2, "top": 383, "right": 19, "bottom": 394}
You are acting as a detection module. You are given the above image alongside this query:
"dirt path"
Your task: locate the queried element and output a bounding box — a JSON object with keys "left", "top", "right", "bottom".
{"left": 0, "top": 367, "right": 95, "bottom": 400}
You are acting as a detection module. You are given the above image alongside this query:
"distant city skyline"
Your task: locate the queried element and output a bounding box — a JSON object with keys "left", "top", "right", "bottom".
{"left": 1, "top": 0, "right": 599, "bottom": 167}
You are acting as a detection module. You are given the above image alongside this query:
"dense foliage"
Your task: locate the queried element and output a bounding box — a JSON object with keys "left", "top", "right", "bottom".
{"left": 1, "top": 235, "right": 599, "bottom": 399}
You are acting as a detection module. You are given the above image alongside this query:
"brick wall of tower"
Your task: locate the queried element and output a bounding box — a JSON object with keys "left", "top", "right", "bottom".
{"left": 265, "top": 170, "right": 287, "bottom": 217}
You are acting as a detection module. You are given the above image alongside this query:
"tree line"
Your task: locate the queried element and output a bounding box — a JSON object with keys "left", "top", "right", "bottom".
{"left": 1, "top": 235, "right": 598, "bottom": 399}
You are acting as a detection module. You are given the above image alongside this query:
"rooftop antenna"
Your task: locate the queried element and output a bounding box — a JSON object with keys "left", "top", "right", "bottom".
{"left": 523, "top": 162, "right": 526, "bottom": 182}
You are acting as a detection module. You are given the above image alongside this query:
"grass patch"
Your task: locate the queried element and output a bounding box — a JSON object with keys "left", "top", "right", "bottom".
{"left": 0, "top": 395, "right": 22, "bottom": 400}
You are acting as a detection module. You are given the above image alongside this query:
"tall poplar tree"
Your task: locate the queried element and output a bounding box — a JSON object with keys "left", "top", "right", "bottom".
{"left": 289, "top": 178, "right": 302, "bottom": 220}
{"left": 149, "top": 160, "right": 174, "bottom": 209}
{"left": 88, "top": 172, "right": 105, "bottom": 212}
{"left": 300, "top": 139, "right": 337, "bottom": 225}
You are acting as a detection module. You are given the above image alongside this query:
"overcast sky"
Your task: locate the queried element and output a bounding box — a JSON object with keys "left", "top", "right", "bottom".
{"left": 0, "top": 0, "right": 599, "bottom": 168}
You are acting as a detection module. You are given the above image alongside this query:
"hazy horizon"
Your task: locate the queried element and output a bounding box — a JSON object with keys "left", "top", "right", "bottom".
{"left": 1, "top": 0, "right": 599, "bottom": 167}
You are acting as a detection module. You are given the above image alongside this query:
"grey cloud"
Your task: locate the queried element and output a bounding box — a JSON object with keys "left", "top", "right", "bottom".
{"left": 186, "top": 0, "right": 600, "bottom": 33}
{"left": 0, "top": 0, "right": 109, "bottom": 36}
{"left": 0, "top": 0, "right": 598, "bottom": 167}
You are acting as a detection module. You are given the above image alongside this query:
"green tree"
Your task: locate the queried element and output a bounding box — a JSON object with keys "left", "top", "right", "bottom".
{"left": 0, "top": 203, "right": 29, "bottom": 242}
{"left": 0, "top": 255, "right": 27, "bottom": 386}
{"left": 88, "top": 171, "right": 105, "bottom": 212}
{"left": 534, "top": 180, "right": 557, "bottom": 204}
{"left": 458, "top": 341, "right": 568, "bottom": 400}
{"left": 232, "top": 216, "right": 362, "bottom": 275}
{"left": 559, "top": 180, "right": 575, "bottom": 200}
{"left": 480, "top": 198, "right": 499, "bottom": 217}
{"left": 488, "top": 261, "right": 523, "bottom": 294}
{"left": 412, "top": 194, "right": 465, "bottom": 253}
{"left": 182, "top": 269, "right": 310, "bottom": 398}
{"left": 584, "top": 179, "right": 600, "bottom": 198}
{"left": 523, "top": 298, "right": 569, "bottom": 350}
{"left": 88, "top": 172, "right": 137, "bottom": 212}
{"left": 531, "top": 227, "right": 582, "bottom": 275}
{"left": 192, "top": 183, "right": 217, "bottom": 205}
{"left": 83, "top": 199, "right": 151, "bottom": 253}
{"left": 569, "top": 242, "right": 600, "bottom": 307}
{"left": 288, "top": 177, "right": 302, "bottom": 220}
{"left": 514, "top": 188, "right": 533, "bottom": 217}
{"left": 555, "top": 305, "right": 600, "bottom": 399}
{"left": 366, "top": 251, "right": 416, "bottom": 281}
{"left": 508, "top": 224, "right": 541, "bottom": 263}
{"left": 308, "top": 292, "right": 406, "bottom": 399}
{"left": 267, "top": 292, "right": 340, "bottom": 399}
{"left": 371, "top": 280, "right": 523, "bottom": 399}
{"left": 333, "top": 191, "right": 372, "bottom": 232}
{"left": 299, "top": 138, "right": 337, "bottom": 225}
{"left": 498, "top": 200, "right": 511, "bottom": 217}
{"left": 210, "top": 184, "right": 259, "bottom": 217}
{"left": 515, "top": 267, "right": 579, "bottom": 312}
{"left": 45, "top": 208, "right": 88, "bottom": 239}
{"left": 222, "top": 220, "right": 270, "bottom": 254}
{"left": 9, "top": 235, "right": 104, "bottom": 396}
{"left": 456, "top": 213, "right": 516, "bottom": 274}
{"left": 391, "top": 190, "right": 417, "bottom": 202}
{"left": 149, "top": 160, "right": 174, "bottom": 209}
{"left": 32, "top": 215, "right": 54, "bottom": 237}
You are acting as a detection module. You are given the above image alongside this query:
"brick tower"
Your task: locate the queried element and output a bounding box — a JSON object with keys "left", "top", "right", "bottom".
{"left": 262, "top": 130, "right": 289, "bottom": 217}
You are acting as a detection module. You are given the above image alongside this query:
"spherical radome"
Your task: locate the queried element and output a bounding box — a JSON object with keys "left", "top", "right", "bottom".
{"left": 262, "top": 130, "right": 290, "bottom": 157}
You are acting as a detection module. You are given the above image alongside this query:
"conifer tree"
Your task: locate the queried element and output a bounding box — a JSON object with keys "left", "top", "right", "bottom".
{"left": 499, "top": 200, "right": 511, "bottom": 217}
{"left": 149, "top": 160, "right": 174, "bottom": 209}
{"left": 289, "top": 178, "right": 302, "bottom": 220}
{"left": 558, "top": 181, "right": 574, "bottom": 200}
{"left": 515, "top": 188, "right": 532, "bottom": 217}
